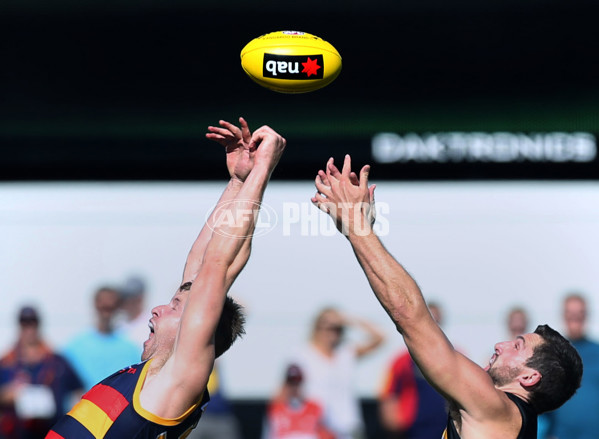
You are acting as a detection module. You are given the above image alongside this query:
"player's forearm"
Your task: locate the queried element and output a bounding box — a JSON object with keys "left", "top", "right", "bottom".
{"left": 220, "top": 162, "right": 276, "bottom": 286}
{"left": 182, "top": 178, "right": 244, "bottom": 282}
{"left": 203, "top": 166, "right": 271, "bottom": 269}
{"left": 223, "top": 240, "right": 251, "bottom": 291}
{"left": 347, "top": 230, "right": 428, "bottom": 334}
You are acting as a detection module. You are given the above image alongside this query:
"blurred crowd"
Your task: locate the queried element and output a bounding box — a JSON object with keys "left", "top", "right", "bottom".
{"left": 1, "top": 283, "right": 597, "bottom": 439}
{"left": 0, "top": 276, "right": 145, "bottom": 439}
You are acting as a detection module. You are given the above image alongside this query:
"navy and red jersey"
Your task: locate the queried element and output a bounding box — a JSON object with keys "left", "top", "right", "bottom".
{"left": 46, "top": 360, "right": 209, "bottom": 439}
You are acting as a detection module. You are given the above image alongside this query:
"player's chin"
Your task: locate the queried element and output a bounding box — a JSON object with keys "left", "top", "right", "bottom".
{"left": 141, "top": 340, "right": 153, "bottom": 361}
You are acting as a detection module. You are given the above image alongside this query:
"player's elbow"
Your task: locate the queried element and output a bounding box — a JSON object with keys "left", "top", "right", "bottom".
{"left": 383, "top": 287, "right": 427, "bottom": 331}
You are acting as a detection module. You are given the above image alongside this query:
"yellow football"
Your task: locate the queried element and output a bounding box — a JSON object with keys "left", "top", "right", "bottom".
{"left": 240, "top": 30, "right": 342, "bottom": 94}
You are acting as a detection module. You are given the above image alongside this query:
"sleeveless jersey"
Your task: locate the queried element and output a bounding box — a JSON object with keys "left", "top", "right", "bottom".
{"left": 442, "top": 392, "right": 537, "bottom": 439}
{"left": 45, "top": 360, "right": 209, "bottom": 439}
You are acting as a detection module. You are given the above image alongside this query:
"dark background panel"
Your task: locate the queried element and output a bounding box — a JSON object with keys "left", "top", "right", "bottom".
{"left": 1, "top": 0, "right": 598, "bottom": 180}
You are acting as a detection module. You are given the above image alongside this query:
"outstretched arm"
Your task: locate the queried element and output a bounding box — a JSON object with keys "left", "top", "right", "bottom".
{"left": 311, "top": 155, "right": 504, "bottom": 419}
{"left": 147, "top": 125, "right": 286, "bottom": 418}
{"left": 182, "top": 117, "right": 256, "bottom": 289}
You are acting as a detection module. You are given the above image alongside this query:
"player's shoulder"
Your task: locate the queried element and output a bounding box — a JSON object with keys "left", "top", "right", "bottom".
{"left": 457, "top": 393, "right": 526, "bottom": 439}
{"left": 470, "top": 387, "right": 523, "bottom": 424}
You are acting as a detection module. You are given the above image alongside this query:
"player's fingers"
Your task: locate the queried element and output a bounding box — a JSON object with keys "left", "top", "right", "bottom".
{"left": 239, "top": 117, "right": 251, "bottom": 144}
{"left": 315, "top": 172, "right": 330, "bottom": 186}
{"left": 315, "top": 174, "right": 332, "bottom": 197}
{"left": 311, "top": 195, "right": 331, "bottom": 213}
{"left": 318, "top": 170, "right": 331, "bottom": 187}
{"left": 205, "top": 132, "right": 227, "bottom": 144}
{"left": 369, "top": 184, "right": 376, "bottom": 200}
{"left": 249, "top": 127, "right": 284, "bottom": 153}
{"left": 249, "top": 126, "right": 267, "bottom": 146}
{"left": 218, "top": 120, "right": 242, "bottom": 138}
{"left": 206, "top": 125, "right": 224, "bottom": 134}
{"left": 349, "top": 172, "right": 359, "bottom": 186}
{"left": 341, "top": 154, "right": 352, "bottom": 178}
{"left": 359, "top": 165, "right": 371, "bottom": 191}
{"left": 207, "top": 126, "right": 235, "bottom": 139}
{"left": 327, "top": 157, "right": 342, "bottom": 180}
{"left": 311, "top": 192, "right": 327, "bottom": 204}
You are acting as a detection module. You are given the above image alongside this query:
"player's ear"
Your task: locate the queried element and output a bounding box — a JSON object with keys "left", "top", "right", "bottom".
{"left": 518, "top": 368, "right": 541, "bottom": 388}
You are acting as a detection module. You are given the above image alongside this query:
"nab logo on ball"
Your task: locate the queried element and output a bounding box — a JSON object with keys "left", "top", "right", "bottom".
{"left": 263, "top": 54, "right": 324, "bottom": 80}
{"left": 240, "top": 30, "right": 341, "bottom": 94}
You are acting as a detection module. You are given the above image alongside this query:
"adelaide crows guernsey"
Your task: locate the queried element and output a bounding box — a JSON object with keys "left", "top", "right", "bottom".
{"left": 442, "top": 392, "right": 537, "bottom": 439}
{"left": 46, "top": 360, "right": 209, "bottom": 439}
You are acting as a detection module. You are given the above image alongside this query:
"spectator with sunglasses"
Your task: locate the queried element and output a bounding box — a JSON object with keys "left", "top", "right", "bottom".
{"left": 291, "top": 307, "right": 385, "bottom": 439}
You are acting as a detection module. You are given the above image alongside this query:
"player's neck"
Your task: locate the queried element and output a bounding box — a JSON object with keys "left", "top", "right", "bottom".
{"left": 494, "top": 383, "right": 530, "bottom": 404}
{"left": 145, "top": 354, "right": 168, "bottom": 377}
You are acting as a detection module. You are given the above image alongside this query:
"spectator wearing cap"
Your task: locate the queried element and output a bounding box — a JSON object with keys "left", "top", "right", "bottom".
{"left": 61, "top": 286, "right": 139, "bottom": 391}
{"left": 263, "top": 364, "right": 334, "bottom": 439}
{"left": 0, "top": 305, "right": 83, "bottom": 439}
{"left": 117, "top": 276, "right": 152, "bottom": 352}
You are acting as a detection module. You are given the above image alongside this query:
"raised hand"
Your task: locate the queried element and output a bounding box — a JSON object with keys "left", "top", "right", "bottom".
{"left": 206, "top": 117, "right": 255, "bottom": 182}
{"left": 249, "top": 125, "right": 287, "bottom": 176}
{"left": 311, "top": 155, "right": 376, "bottom": 236}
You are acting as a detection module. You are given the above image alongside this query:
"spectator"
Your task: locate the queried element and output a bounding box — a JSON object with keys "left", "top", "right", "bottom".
{"left": 263, "top": 364, "right": 334, "bottom": 439}
{"left": 118, "top": 275, "right": 151, "bottom": 352}
{"left": 545, "top": 293, "right": 599, "bottom": 439}
{"left": 507, "top": 307, "right": 529, "bottom": 339}
{"left": 62, "top": 286, "right": 139, "bottom": 391}
{"left": 0, "top": 306, "right": 83, "bottom": 439}
{"left": 378, "top": 302, "right": 447, "bottom": 439}
{"left": 187, "top": 360, "right": 241, "bottom": 439}
{"left": 292, "top": 307, "right": 385, "bottom": 439}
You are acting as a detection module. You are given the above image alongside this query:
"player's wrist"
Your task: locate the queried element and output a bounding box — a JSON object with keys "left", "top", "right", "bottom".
{"left": 346, "top": 221, "right": 375, "bottom": 239}
{"left": 251, "top": 161, "right": 277, "bottom": 178}
{"left": 228, "top": 177, "right": 245, "bottom": 188}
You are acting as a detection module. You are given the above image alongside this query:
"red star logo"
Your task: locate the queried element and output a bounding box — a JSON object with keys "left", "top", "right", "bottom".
{"left": 302, "top": 57, "right": 321, "bottom": 77}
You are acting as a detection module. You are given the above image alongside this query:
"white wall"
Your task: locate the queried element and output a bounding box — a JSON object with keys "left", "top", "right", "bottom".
{"left": 1, "top": 181, "right": 598, "bottom": 399}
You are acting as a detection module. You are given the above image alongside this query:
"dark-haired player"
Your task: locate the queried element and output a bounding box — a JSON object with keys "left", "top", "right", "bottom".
{"left": 311, "top": 155, "right": 583, "bottom": 439}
